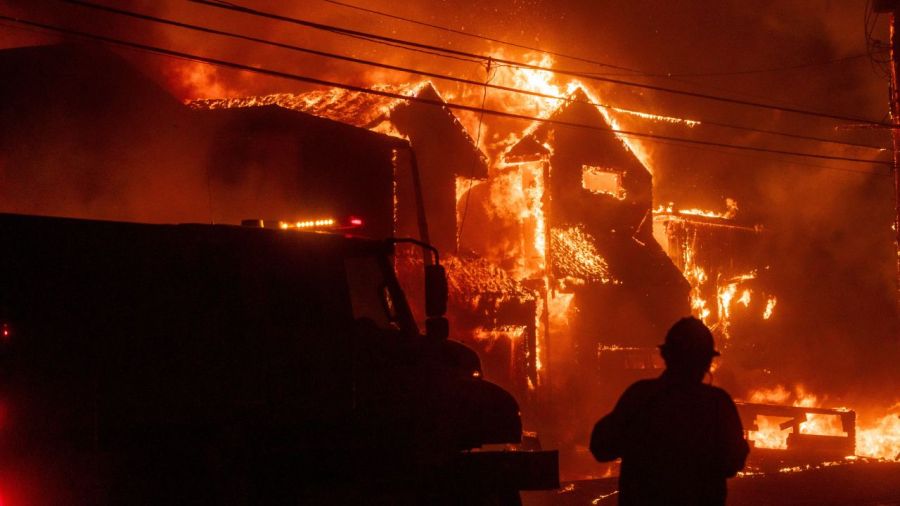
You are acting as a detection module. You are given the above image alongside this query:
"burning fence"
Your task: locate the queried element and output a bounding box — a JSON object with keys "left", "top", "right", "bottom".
{"left": 739, "top": 385, "right": 900, "bottom": 465}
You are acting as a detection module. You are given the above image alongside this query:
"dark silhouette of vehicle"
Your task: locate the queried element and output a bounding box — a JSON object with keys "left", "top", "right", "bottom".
{"left": 0, "top": 212, "right": 557, "bottom": 505}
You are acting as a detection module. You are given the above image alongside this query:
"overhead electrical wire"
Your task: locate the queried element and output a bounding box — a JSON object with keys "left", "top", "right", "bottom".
{"left": 0, "top": 16, "right": 879, "bottom": 182}
{"left": 63, "top": 0, "right": 887, "bottom": 152}
{"left": 319, "top": 0, "right": 865, "bottom": 114}
{"left": 321, "top": 0, "right": 874, "bottom": 79}
{"left": 592, "top": 54, "right": 873, "bottom": 78}
{"left": 319, "top": 0, "right": 640, "bottom": 74}
{"left": 189, "top": 0, "right": 892, "bottom": 127}
{"left": 200, "top": 0, "right": 895, "bottom": 131}
{"left": 311, "top": 0, "right": 896, "bottom": 128}
{"left": 0, "top": 14, "right": 890, "bottom": 177}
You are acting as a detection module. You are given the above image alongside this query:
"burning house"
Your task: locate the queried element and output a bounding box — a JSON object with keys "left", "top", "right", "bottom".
{"left": 2, "top": 16, "right": 898, "bottom": 493}
{"left": 190, "top": 83, "right": 548, "bottom": 403}
{"left": 653, "top": 203, "right": 776, "bottom": 370}
{"left": 0, "top": 44, "right": 414, "bottom": 239}
{"left": 191, "top": 81, "right": 488, "bottom": 254}
{"left": 192, "top": 104, "right": 406, "bottom": 237}
{"left": 462, "top": 87, "right": 690, "bottom": 395}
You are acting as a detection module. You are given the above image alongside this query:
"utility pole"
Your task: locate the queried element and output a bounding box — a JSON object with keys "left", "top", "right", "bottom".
{"left": 874, "top": 0, "right": 900, "bottom": 312}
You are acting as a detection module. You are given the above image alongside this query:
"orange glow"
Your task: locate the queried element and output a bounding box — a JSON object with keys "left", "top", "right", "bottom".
{"left": 856, "top": 407, "right": 900, "bottom": 461}
{"left": 170, "top": 61, "right": 244, "bottom": 100}
{"left": 281, "top": 218, "right": 335, "bottom": 229}
{"left": 488, "top": 161, "right": 547, "bottom": 280}
{"left": 746, "top": 386, "right": 847, "bottom": 449}
{"left": 654, "top": 200, "right": 739, "bottom": 221}
{"left": 750, "top": 415, "right": 793, "bottom": 449}
{"left": 609, "top": 106, "right": 700, "bottom": 127}
{"left": 548, "top": 292, "right": 575, "bottom": 330}
{"left": 745, "top": 386, "right": 899, "bottom": 461}
{"left": 473, "top": 325, "right": 526, "bottom": 342}
{"left": 682, "top": 242, "right": 711, "bottom": 321}
{"left": 763, "top": 296, "right": 777, "bottom": 320}
{"left": 581, "top": 165, "right": 625, "bottom": 200}
{"left": 551, "top": 226, "right": 615, "bottom": 285}
{"left": 275, "top": 217, "right": 363, "bottom": 231}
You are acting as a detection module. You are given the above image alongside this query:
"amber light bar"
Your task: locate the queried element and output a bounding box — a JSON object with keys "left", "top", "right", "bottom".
{"left": 241, "top": 216, "right": 364, "bottom": 231}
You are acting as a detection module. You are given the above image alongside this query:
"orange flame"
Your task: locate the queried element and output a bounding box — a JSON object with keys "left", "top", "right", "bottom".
{"left": 746, "top": 386, "right": 899, "bottom": 461}
{"left": 856, "top": 407, "right": 900, "bottom": 461}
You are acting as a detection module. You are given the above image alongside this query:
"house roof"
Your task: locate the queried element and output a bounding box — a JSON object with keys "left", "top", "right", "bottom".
{"left": 502, "top": 86, "right": 639, "bottom": 165}
{"left": 192, "top": 83, "right": 414, "bottom": 130}
{"left": 191, "top": 81, "right": 488, "bottom": 177}
{"left": 192, "top": 104, "right": 409, "bottom": 149}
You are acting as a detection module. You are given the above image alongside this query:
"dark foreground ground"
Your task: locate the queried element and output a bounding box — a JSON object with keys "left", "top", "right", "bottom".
{"left": 522, "top": 461, "right": 900, "bottom": 506}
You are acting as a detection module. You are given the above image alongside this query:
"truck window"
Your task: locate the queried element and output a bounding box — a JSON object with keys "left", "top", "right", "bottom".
{"left": 344, "top": 256, "right": 398, "bottom": 330}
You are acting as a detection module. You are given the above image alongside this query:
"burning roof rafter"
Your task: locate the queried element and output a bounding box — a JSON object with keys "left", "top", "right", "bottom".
{"left": 191, "top": 80, "right": 489, "bottom": 174}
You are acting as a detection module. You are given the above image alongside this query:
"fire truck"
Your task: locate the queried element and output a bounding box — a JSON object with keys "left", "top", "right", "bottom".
{"left": 0, "top": 212, "right": 557, "bottom": 505}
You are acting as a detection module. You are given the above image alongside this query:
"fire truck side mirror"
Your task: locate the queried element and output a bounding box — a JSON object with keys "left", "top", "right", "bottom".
{"left": 425, "top": 264, "right": 448, "bottom": 318}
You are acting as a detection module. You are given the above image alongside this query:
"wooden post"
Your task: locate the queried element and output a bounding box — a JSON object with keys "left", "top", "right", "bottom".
{"left": 874, "top": 0, "right": 900, "bottom": 311}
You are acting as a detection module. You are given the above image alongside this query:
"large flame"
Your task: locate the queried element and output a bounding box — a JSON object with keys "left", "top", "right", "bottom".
{"left": 745, "top": 385, "right": 899, "bottom": 461}
{"left": 856, "top": 407, "right": 900, "bottom": 461}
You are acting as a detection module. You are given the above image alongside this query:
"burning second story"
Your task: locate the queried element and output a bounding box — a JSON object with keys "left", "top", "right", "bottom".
{"left": 492, "top": 86, "right": 689, "bottom": 348}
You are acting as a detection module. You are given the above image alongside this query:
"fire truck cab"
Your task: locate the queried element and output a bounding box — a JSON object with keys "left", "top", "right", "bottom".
{"left": 0, "top": 213, "right": 557, "bottom": 505}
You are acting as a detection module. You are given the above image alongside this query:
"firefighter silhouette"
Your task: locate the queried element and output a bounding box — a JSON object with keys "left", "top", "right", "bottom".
{"left": 590, "top": 317, "right": 749, "bottom": 505}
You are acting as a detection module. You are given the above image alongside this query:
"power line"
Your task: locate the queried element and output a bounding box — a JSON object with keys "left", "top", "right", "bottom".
{"left": 457, "top": 61, "right": 494, "bottom": 250}
{"left": 65, "top": 0, "right": 886, "bottom": 152}
{"left": 321, "top": 0, "right": 873, "bottom": 115}
{"left": 624, "top": 53, "right": 872, "bottom": 78}
{"left": 319, "top": 0, "right": 639, "bottom": 73}
{"left": 639, "top": 136, "right": 890, "bottom": 177}
{"left": 322, "top": 0, "right": 875, "bottom": 79}
{"left": 190, "top": 0, "right": 892, "bottom": 127}
{"left": 0, "top": 14, "right": 890, "bottom": 175}
{"left": 327, "top": 0, "right": 875, "bottom": 116}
